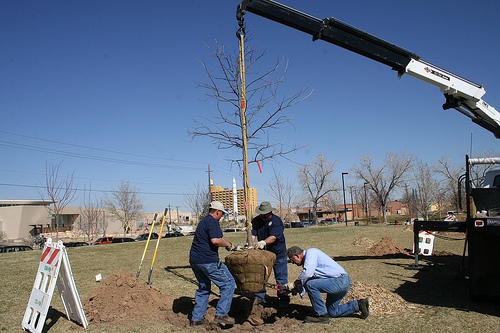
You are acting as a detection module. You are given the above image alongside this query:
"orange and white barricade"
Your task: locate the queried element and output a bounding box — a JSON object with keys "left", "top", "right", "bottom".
{"left": 22, "top": 238, "right": 88, "bottom": 333}
{"left": 413, "top": 231, "right": 436, "bottom": 256}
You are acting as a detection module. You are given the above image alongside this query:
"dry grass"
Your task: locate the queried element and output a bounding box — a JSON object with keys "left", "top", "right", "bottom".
{"left": 1, "top": 223, "right": 499, "bottom": 332}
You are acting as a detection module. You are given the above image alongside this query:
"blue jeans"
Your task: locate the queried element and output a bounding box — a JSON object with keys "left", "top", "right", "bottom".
{"left": 191, "top": 262, "right": 235, "bottom": 321}
{"left": 303, "top": 274, "right": 359, "bottom": 317}
{"left": 255, "top": 256, "right": 290, "bottom": 303}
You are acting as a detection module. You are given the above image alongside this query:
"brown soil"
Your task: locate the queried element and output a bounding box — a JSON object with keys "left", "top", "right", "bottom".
{"left": 365, "top": 236, "right": 411, "bottom": 256}
{"left": 82, "top": 269, "right": 419, "bottom": 331}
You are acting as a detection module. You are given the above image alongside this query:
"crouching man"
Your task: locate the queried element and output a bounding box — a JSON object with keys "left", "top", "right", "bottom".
{"left": 285, "top": 246, "right": 369, "bottom": 323}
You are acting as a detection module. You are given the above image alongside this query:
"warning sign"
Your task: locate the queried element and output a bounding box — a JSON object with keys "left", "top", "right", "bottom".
{"left": 22, "top": 238, "right": 88, "bottom": 333}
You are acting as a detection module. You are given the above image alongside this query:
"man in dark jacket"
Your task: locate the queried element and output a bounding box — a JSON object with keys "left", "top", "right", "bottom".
{"left": 189, "top": 201, "right": 235, "bottom": 326}
{"left": 251, "top": 201, "right": 289, "bottom": 308}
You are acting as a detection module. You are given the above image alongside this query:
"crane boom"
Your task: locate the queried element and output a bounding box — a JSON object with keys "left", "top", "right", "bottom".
{"left": 236, "top": 0, "right": 500, "bottom": 138}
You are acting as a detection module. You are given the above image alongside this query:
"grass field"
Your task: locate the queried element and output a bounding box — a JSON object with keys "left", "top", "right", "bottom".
{"left": 1, "top": 223, "right": 499, "bottom": 332}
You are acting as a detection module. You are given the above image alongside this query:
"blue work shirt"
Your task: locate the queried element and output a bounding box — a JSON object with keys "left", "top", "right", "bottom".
{"left": 297, "top": 248, "right": 348, "bottom": 295}
{"left": 251, "top": 214, "right": 287, "bottom": 258}
{"left": 189, "top": 214, "right": 223, "bottom": 264}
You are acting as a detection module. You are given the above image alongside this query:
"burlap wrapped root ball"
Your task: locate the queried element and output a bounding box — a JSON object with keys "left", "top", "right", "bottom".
{"left": 225, "top": 249, "right": 276, "bottom": 293}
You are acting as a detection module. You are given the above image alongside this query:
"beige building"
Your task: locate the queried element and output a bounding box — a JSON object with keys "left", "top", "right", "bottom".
{"left": 0, "top": 200, "right": 84, "bottom": 240}
{"left": 0, "top": 200, "right": 196, "bottom": 241}
{"left": 210, "top": 185, "right": 257, "bottom": 217}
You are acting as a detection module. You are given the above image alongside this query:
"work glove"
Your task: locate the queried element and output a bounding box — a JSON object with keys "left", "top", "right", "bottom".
{"left": 255, "top": 240, "right": 267, "bottom": 249}
{"left": 285, "top": 282, "right": 296, "bottom": 291}
{"left": 226, "top": 243, "right": 237, "bottom": 251}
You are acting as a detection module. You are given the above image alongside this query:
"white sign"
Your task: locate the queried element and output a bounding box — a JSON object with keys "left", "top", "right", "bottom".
{"left": 22, "top": 239, "right": 88, "bottom": 333}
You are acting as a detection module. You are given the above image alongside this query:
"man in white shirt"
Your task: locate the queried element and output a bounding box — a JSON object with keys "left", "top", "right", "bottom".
{"left": 286, "top": 246, "right": 369, "bottom": 323}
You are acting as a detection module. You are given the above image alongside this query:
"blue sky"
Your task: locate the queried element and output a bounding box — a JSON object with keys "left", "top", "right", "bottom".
{"left": 2, "top": 0, "right": 499, "bottom": 213}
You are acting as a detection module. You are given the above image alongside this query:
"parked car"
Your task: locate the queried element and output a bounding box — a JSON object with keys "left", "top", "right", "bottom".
{"left": 335, "top": 217, "right": 343, "bottom": 223}
{"left": 112, "top": 237, "right": 135, "bottom": 243}
{"left": 135, "top": 233, "right": 159, "bottom": 241}
{"left": 93, "top": 237, "right": 114, "bottom": 245}
{"left": 319, "top": 218, "right": 334, "bottom": 224}
{"left": 163, "top": 232, "right": 184, "bottom": 238}
{"left": 301, "top": 219, "right": 315, "bottom": 226}
{"left": 64, "top": 241, "right": 89, "bottom": 247}
{"left": 185, "top": 231, "right": 196, "bottom": 236}
{"left": 291, "top": 221, "right": 310, "bottom": 228}
{"left": 224, "top": 228, "right": 240, "bottom": 232}
{"left": 0, "top": 245, "right": 33, "bottom": 253}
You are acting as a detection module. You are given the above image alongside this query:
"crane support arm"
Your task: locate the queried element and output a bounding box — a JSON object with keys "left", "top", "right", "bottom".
{"left": 236, "top": 0, "right": 500, "bottom": 138}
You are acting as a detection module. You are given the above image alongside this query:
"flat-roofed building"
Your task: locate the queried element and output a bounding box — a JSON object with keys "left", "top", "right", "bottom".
{"left": 210, "top": 185, "right": 257, "bottom": 218}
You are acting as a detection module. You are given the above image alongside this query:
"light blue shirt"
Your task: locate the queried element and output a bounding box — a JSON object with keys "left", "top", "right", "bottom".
{"left": 297, "top": 248, "right": 347, "bottom": 295}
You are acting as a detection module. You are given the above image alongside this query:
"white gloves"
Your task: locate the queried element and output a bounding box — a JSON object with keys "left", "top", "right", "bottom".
{"left": 255, "top": 240, "right": 267, "bottom": 249}
{"left": 225, "top": 243, "right": 237, "bottom": 251}
{"left": 285, "top": 282, "right": 296, "bottom": 291}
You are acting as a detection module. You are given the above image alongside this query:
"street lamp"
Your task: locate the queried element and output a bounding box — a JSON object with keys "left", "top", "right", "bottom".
{"left": 342, "top": 172, "right": 348, "bottom": 226}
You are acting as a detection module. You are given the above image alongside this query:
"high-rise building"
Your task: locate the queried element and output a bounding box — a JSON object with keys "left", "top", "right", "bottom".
{"left": 210, "top": 185, "right": 257, "bottom": 217}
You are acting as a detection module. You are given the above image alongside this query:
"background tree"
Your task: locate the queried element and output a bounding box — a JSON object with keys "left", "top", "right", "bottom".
{"left": 412, "top": 159, "right": 439, "bottom": 220}
{"left": 78, "top": 185, "right": 104, "bottom": 244}
{"left": 266, "top": 166, "right": 296, "bottom": 223}
{"left": 105, "top": 180, "right": 144, "bottom": 236}
{"left": 297, "top": 154, "right": 338, "bottom": 224}
{"left": 434, "top": 156, "right": 465, "bottom": 213}
{"left": 184, "top": 181, "right": 210, "bottom": 224}
{"left": 352, "top": 152, "right": 413, "bottom": 223}
{"left": 38, "top": 161, "right": 78, "bottom": 240}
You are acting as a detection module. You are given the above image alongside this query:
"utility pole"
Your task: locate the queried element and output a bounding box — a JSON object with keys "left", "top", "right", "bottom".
{"left": 176, "top": 206, "right": 180, "bottom": 225}
{"left": 342, "top": 172, "right": 348, "bottom": 226}
{"left": 208, "top": 164, "right": 212, "bottom": 202}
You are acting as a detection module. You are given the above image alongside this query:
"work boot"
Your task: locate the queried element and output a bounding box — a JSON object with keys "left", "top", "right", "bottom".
{"left": 358, "top": 298, "right": 369, "bottom": 319}
{"left": 214, "top": 315, "right": 235, "bottom": 325}
{"left": 189, "top": 318, "right": 208, "bottom": 327}
{"left": 304, "top": 313, "right": 330, "bottom": 324}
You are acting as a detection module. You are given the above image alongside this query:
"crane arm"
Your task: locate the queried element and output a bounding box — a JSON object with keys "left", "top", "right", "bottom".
{"left": 237, "top": 0, "right": 500, "bottom": 138}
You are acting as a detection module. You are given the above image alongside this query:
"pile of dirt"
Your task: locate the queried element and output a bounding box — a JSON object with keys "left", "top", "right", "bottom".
{"left": 343, "top": 281, "right": 418, "bottom": 316}
{"left": 365, "top": 236, "right": 411, "bottom": 256}
{"left": 83, "top": 271, "right": 181, "bottom": 326}
{"left": 351, "top": 237, "right": 375, "bottom": 248}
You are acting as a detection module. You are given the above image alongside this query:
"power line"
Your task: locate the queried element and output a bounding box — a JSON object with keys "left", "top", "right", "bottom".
{"left": 0, "top": 183, "right": 191, "bottom": 196}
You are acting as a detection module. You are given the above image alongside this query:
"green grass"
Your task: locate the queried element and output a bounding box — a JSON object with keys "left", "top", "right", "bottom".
{"left": 1, "top": 224, "right": 499, "bottom": 332}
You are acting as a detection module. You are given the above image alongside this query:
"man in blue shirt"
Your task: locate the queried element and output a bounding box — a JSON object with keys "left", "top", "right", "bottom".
{"left": 189, "top": 201, "right": 235, "bottom": 326}
{"left": 286, "top": 246, "right": 369, "bottom": 323}
{"left": 251, "top": 201, "right": 289, "bottom": 308}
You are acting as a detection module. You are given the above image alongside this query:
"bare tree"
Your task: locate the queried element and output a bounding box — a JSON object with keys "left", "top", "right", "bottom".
{"left": 188, "top": 36, "right": 309, "bottom": 242}
{"left": 322, "top": 191, "right": 341, "bottom": 220}
{"left": 38, "top": 161, "right": 78, "bottom": 240}
{"left": 184, "top": 181, "right": 210, "bottom": 224}
{"left": 412, "top": 159, "right": 439, "bottom": 220}
{"left": 266, "top": 166, "right": 296, "bottom": 223}
{"left": 105, "top": 180, "right": 144, "bottom": 236}
{"left": 189, "top": 38, "right": 309, "bottom": 165}
{"left": 352, "top": 152, "right": 413, "bottom": 223}
{"left": 434, "top": 157, "right": 465, "bottom": 212}
{"left": 78, "top": 185, "right": 104, "bottom": 244}
{"left": 297, "top": 154, "right": 338, "bottom": 223}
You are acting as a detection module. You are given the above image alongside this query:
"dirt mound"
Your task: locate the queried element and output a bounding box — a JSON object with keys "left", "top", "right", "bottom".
{"left": 351, "top": 237, "right": 375, "bottom": 248}
{"left": 365, "top": 236, "right": 410, "bottom": 256}
{"left": 83, "top": 271, "right": 183, "bottom": 326}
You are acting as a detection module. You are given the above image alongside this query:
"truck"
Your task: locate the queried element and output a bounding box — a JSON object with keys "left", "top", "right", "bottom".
{"left": 236, "top": 0, "right": 500, "bottom": 300}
